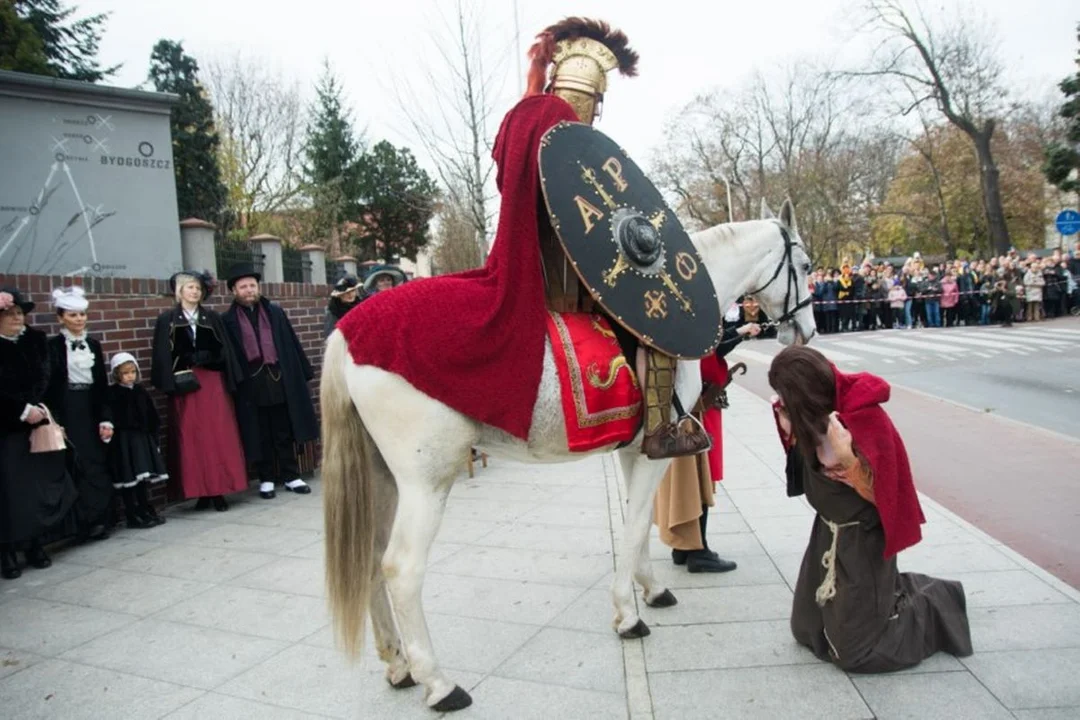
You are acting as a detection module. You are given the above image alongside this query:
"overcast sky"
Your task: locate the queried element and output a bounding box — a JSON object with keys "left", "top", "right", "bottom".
{"left": 80, "top": 0, "right": 1077, "bottom": 171}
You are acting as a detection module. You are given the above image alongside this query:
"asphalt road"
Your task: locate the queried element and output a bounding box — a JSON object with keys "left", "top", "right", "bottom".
{"left": 727, "top": 317, "right": 1080, "bottom": 588}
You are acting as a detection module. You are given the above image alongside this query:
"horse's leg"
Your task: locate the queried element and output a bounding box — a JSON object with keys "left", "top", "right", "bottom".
{"left": 347, "top": 366, "right": 476, "bottom": 712}
{"left": 611, "top": 449, "right": 675, "bottom": 638}
{"left": 368, "top": 471, "right": 413, "bottom": 688}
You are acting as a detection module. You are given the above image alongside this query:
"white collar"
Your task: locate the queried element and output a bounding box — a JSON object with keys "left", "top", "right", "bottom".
{"left": 0, "top": 327, "right": 25, "bottom": 342}
{"left": 182, "top": 306, "right": 199, "bottom": 320}
{"left": 61, "top": 327, "right": 88, "bottom": 342}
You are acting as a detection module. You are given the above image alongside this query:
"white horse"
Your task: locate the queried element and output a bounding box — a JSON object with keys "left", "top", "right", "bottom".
{"left": 322, "top": 200, "right": 816, "bottom": 712}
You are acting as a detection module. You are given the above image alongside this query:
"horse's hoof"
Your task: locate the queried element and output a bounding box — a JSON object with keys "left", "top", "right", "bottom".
{"left": 646, "top": 589, "right": 678, "bottom": 608}
{"left": 618, "top": 619, "right": 651, "bottom": 639}
{"left": 389, "top": 673, "right": 417, "bottom": 689}
{"left": 431, "top": 685, "right": 473, "bottom": 712}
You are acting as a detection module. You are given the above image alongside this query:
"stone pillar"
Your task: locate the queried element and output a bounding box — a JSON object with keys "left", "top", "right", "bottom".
{"left": 250, "top": 234, "right": 283, "bottom": 283}
{"left": 179, "top": 218, "right": 217, "bottom": 276}
{"left": 335, "top": 255, "right": 358, "bottom": 277}
{"left": 301, "top": 244, "right": 327, "bottom": 285}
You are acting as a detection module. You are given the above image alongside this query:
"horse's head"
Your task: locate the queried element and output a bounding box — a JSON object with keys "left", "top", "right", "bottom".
{"left": 746, "top": 199, "right": 816, "bottom": 346}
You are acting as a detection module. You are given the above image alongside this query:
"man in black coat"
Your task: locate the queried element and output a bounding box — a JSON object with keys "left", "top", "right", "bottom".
{"left": 221, "top": 264, "right": 318, "bottom": 499}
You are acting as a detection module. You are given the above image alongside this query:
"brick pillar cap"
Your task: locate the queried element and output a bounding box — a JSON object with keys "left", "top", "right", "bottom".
{"left": 249, "top": 234, "right": 281, "bottom": 243}
{"left": 299, "top": 243, "right": 326, "bottom": 252}
{"left": 180, "top": 218, "right": 217, "bottom": 230}
{"left": 333, "top": 255, "right": 358, "bottom": 262}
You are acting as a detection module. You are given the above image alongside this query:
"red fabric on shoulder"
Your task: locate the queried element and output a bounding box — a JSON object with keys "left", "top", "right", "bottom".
{"left": 700, "top": 355, "right": 727, "bottom": 482}
{"left": 832, "top": 368, "right": 925, "bottom": 558}
{"left": 337, "top": 96, "right": 579, "bottom": 439}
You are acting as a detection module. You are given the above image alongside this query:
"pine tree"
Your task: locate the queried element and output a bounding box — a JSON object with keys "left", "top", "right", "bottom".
{"left": 148, "top": 40, "right": 227, "bottom": 225}
{"left": 303, "top": 60, "right": 363, "bottom": 250}
{"left": 354, "top": 140, "right": 439, "bottom": 262}
{"left": 1044, "top": 25, "right": 1080, "bottom": 199}
{"left": 1, "top": 0, "right": 117, "bottom": 82}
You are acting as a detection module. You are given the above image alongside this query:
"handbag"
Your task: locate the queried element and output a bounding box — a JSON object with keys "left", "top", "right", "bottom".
{"left": 172, "top": 369, "right": 201, "bottom": 395}
{"left": 29, "top": 406, "right": 67, "bottom": 454}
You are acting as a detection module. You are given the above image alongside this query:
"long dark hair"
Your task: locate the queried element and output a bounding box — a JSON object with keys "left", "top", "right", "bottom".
{"left": 768, "top": 345, "right": 836, "bottom": 461}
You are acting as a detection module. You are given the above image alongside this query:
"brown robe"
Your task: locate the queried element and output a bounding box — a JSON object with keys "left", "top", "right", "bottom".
{"left": 653, "top": 447, "right": 714, "bottom": 551}
{"left": 789, "top": 450, "right": 973, "bottom": 672}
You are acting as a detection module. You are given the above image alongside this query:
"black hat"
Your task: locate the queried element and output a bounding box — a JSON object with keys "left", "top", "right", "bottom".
{"left": 330, "top": 275, "right": 361, "bottom": 297}
{"left": 226, "top": 263, "right": 262, "bottom": 291}
{"left": 169, "top": 270, "right": 214, "bottom": 296}
{"left": 0, "top": 287, "right": 35, "bottom": 314}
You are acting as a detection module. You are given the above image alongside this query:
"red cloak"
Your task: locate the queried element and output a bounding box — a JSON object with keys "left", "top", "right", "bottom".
{"left": 337, "top": 95, "right": 580, "bottom": 439}
{"left": 832, "top": 369, "right": 925, "bottom": 558}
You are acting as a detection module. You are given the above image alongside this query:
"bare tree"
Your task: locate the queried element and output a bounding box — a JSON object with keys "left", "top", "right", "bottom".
{"left": 205, "top": 54, "right": 305, "bottom": 234}
{"left": 390, "top": 0, "right": 507, "bottom": 264}
{"left": 430, "top": 188, "right": 484, "bottom": 275}
{"left": 855, "top": 0, "right": 1012, "bottom": 255}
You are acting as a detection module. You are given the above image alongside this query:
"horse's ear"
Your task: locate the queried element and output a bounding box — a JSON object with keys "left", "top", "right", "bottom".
{"left": 779, "top": 197, "right": 798, "bottom": 234}
{"left": 760, "top": 198, "right": 774, "bottom": 220}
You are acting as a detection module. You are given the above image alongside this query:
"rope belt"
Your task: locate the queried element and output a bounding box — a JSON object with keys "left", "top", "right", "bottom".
{"left": 815, "top": 517, "right": 861, "bottom": 607}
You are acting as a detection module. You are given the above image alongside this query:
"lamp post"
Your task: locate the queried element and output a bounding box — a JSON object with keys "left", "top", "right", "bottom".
{"left": 717, "top": 169, "right": 734, "bottom": 223}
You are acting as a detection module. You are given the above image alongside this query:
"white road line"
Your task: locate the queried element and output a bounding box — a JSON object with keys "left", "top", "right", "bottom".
{"left": 913, "top": 333, "right": 1033, "bottom": 351}
{"left": 832, "top": 340, "right": 915, "bottom": 357}
{"left": 873, "top": 336, "right": 974, "bottom": 355}
{"left": 809, "top": 345, "right": 862, "bottom": 363}
{"left": 901, "top": 357, "right": 920, "bottom": 365}
{"left": 974, "top": 329, "right": 1077, "bottom": 346}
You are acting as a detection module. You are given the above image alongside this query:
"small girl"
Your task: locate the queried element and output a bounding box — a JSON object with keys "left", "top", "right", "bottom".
{"left": 107, "top": 353, "right": 167, "bottom": 528}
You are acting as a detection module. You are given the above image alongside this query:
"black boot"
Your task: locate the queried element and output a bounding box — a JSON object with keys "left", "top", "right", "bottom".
{"left": 211, "top": 495, "right": 229, "bottom": 512}
{"left": 25, "top": 541, "right": 52, "bottom": 570}
{"left": 1, "top": 547, "right": 21, "bottom": 580}
{"left": 135, "top": 483, "right": 165, "bottom": 525}
{"left": 687, "top": 507, "right": 736, "bottom": 574}
{"left": 194, "top": 497, "right": 211, "bottom": 511}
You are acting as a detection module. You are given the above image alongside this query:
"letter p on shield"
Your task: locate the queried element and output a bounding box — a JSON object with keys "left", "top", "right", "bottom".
{"left": 602, "top": 157, "right": 628, "bottom": 192}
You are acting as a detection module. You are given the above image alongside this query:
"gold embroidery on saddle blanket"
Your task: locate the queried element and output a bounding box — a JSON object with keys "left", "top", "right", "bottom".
{"left": 546, "top": 311, "right": 642, "bottom": 452}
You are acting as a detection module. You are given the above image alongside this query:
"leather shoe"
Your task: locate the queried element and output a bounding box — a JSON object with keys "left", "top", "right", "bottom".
{"left": 194, "top": 497, "right": 211, "bottom": 511}
{"left": 284, "top": 479, "right": 311, "bottom": 495}
{"left": 212, "top": 495, "right": 229, "bottom": 512}
{"left": 259, "top": 481, "right": 276, "bottom": 500}
{"left": 1, "top": 551, "right": 21, "bottom": 580}
{"left": 687, "top": 551, "right": 737, "bottom": 574}
{"left": 26, "top": 545, "right": 52, "bottom": 570}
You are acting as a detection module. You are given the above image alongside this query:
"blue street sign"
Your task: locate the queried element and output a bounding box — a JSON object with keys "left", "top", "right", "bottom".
{"left": 1055, "top": 209, "right": 1080, "bottom": 236}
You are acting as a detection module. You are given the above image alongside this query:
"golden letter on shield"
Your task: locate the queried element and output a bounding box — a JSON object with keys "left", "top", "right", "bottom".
{"left": 574, "top": 195, "right": 605, "bottom": 234}
{"left": 602, "top": 157, "right": 629, "bottom": 192}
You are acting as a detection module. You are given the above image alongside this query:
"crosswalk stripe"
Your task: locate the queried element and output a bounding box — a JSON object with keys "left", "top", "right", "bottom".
{"left": 909, "top": 333, "right": 1031, "bottom": 351}
{"left": 873, "top": 336, "right": 976, "bottom": 355}
{"left": 831, "top": 340, "right": 916, "bottom": 357}
{"left": 730, "top": 348, "right": 776, "bottom": 366}
{"left": 973, "top": 329, "right": 1077, "bottom": 346}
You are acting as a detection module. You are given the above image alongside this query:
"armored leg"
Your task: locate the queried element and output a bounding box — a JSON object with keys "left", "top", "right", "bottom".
{"left": 641, "top": 349, "right": 710, "bottom": 460}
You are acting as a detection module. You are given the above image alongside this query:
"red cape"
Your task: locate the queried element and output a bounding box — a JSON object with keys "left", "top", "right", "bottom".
{"left": 338, "top": 95, "right": 579, "bottom": 439}
{"left": 833, "top": 368, "right": 925, "bottom": 558}
{"left": 700, "top": 354, "right": 728, "bottom": 482}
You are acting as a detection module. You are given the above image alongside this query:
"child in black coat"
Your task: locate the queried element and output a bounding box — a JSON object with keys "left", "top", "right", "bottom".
{"left": 107, "top": 353, "right": 168, "bottom": 528}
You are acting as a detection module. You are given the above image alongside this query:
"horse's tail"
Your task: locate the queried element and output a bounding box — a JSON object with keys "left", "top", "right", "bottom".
{"left": 322, "top": 330, "right": 379, "bottom": 658}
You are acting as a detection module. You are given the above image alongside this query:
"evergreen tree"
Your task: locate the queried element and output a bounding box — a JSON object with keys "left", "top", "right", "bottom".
{"left": 302, "top": 60, "right": 362, "bottom": 246}
{"left": 354, "top": 141, "right": 438, "bottom": 262}
{"left": 149, "top": 40, "right": 227, "bottom": 225}
{"left": 1044, "top": 25, "right": 1080, "bottom": 198}
{"left": 0, "top": 0, "right": 117, "bottom": 82}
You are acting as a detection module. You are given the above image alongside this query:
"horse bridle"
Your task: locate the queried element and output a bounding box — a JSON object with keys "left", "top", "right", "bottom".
{"left": 745, "top": 224, "right": 813, "bottom": 329}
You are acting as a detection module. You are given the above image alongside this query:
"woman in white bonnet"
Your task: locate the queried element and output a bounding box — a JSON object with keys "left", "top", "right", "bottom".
{"left": 44, "top": 286, "right": 116, "bottom": 542}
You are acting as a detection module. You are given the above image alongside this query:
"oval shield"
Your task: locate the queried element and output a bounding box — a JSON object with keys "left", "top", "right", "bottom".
{"left": 539, "top": 121, "right": 721, "bottom": 358}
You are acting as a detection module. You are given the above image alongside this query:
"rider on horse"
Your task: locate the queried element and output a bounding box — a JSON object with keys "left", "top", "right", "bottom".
{"left": 525, "top": 18, "right": 710, "bottom": 460}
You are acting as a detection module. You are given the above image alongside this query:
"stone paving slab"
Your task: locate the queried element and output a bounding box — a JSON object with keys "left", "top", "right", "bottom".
{"left": 0, "top": 384, "right": 1077, "bottom": 718}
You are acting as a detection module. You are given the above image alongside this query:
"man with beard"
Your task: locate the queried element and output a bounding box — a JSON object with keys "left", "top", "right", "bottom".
{"left": 222, "top": 264, "right": 318, "bottom": 500}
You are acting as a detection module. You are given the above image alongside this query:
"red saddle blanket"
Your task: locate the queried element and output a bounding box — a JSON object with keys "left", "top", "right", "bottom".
{"left": 546, "top": 312, "right": 642, "bottom": 452}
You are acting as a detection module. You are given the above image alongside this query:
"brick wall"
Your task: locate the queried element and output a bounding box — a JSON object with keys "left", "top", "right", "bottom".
{"left": 0, "top": 272, "right": 330, "bottom": 511}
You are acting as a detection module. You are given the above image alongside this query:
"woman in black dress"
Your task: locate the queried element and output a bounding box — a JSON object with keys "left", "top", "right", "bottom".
{"left": 45, "top": 286, "right": 115, "bottom": 542}
{"left": 0, "top": 287, "right": 78, "bottom": 579}
{"left": 324, "top": 275, "right": 366, "bottom": 338}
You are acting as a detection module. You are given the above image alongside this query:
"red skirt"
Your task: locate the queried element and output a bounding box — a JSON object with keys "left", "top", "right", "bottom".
{"left": 168, "top": 367, "right": 248, "bottom": 499}
{"left": 701, "top": 356, "right": 728, "bottom": 483}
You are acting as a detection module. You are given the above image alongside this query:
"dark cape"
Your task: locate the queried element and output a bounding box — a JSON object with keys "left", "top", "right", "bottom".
{"left": 786, "top": 450, "right": 973, "bottom": 672}
{"left": 222, "top": 298, "right": 318, "bottom": 463}
{"left": 0, "top": 327, "right": 78, "bottom": 546}
{"left": 151, "top": 304, "right": 243, "bottom": 394}
{"left": 106, "top": 383, "right": 167, "bottom": 488}
{"left": 44, "top": 334, "right": 115, "bottom": 530}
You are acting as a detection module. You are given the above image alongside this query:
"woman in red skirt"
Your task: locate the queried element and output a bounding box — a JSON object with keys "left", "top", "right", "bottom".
{"left": 150, "top": 271, "right": 247, "bottom": 511}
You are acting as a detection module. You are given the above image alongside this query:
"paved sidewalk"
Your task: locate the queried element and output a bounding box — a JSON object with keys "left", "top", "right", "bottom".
{"left": 0, "top": 386, "right": 1077, "bottom": 718}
